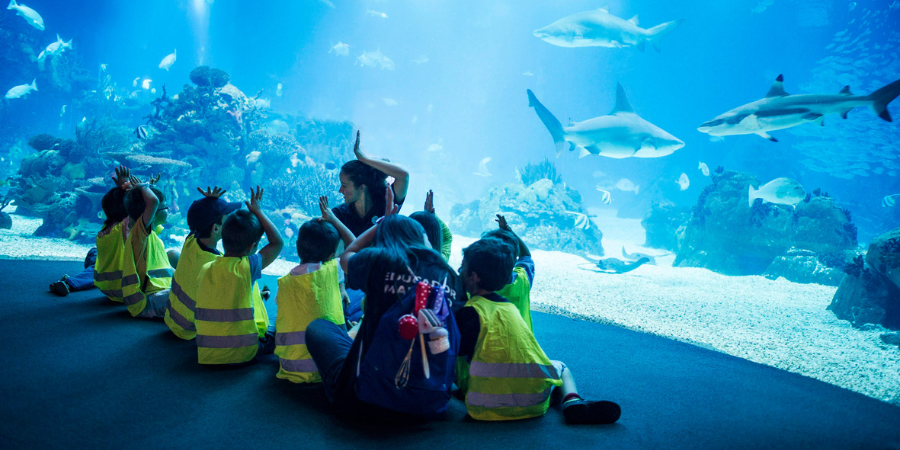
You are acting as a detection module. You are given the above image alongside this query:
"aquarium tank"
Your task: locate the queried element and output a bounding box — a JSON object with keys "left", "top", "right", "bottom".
{"left": 1, "top": 0, "right": 899, "bottom": 410}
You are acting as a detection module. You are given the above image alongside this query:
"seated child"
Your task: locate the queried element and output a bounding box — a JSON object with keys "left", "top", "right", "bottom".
{"left": 194, "top": 186, "right": 284, "bottom": 366}
{"left": 455, "top": 238, "right": 621, "bottom": 424}
{"left": 274, "top": 196, "right": 354, "bottom": 383}
{"left": 482, "top": 214, "right": 535, "bottom": 331}
{"left": 121, "top": 174, "right": 178, "bottom": 318}
{"left": 165, "top": 186, "right": 241, "bottom": 340}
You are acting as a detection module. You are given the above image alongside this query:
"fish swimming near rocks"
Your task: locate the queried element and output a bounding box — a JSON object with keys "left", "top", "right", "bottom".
{"left": 7, "top": 0, "right": 44, "bottom": 30}
{"left": 59, "top": 104, "right": 66, "bottom": 116}
{"left": 528, "top": 85, "right": 684, "bottom": 159}
{"left": 356, "top": 49, "right": 394, "bottom": 70}
{"left": 883, "top": 194, "right": 899, "bottom": 208}
{"left": 580, "top": 257, "right": 650, "bottom": 274}
{"left": 5, "top": 79, "right": 37, "bottom": 99}
{"left": 622, "top": 246, "right": 656, "bottom": 265}
{"left": 699, "top": 161, "right": 710, "bottom": 176}
{"left": 597, "top": 188, "right": 612, "bottom": 204}
{"left": 698, "top": 74, "right": 900, "bottom": 142}
{"left": 474, "top": 157, "right": 492, "bottom": 177}
{"left": 38, "top": 34, "right": 73, "bottom": 63}
{"left": 677, "top": 173, "right": 690, "bottom": 191}
{"left": 159, "top": 49, "right": 176, "bottom": 71}
{"left": 533, "top": 6, "right": 684, "bottom": 52}
{"left": 749, "top": 177, "right": 806, "bottom": 207}
{"left": 142, "top": 78, "right": 152, "bottom": 90}
{"left": 134, "top": 125, "right": 150, "bottom": 140}
{"left": 329, "top": 42, "right": 350, "bottom": 56}
{"left": 563, "top": 211, "right": 594, "bottom": 229}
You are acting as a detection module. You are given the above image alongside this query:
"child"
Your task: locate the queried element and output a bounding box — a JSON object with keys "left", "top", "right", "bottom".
{"left": 194, "top": 186, "right": 284, "bottom": 366}
{"left": 121, "top": 173, "right": 178, "bottom": 318}
{"left": 164, "top": 186, "right": 241, "bottom": 340}
{"left": 455, "top": 238, "right": 621, "bottom": 424}
{"left": 409, "top": 189, "right": 453, "bottom": 263}
{"left": 274, "top": 196, "right": 354, "bottom": 383}
{"left": 482, "top": 215, "right": 535, "bottom": 330}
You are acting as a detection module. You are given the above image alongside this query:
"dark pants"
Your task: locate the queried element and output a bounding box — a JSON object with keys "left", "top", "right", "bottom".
{"left": 345, "top": 288, "right": 365, "bottom": 323}
{"left": 306, "top": 319, "right": 358, "bottom": 407}
{"left": 65, "top": 248, "right": 97, "bottom": 292}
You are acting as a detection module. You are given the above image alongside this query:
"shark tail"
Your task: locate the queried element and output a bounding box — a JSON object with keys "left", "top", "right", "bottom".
{"left": 527, "top": 89, "right": 567, "bottom": 157}
{"left": 645, "top": 19, "right": 685, "bottom": 53}
{"left": 748, "top": 184, "right": 756, "bottom": 207}
{"left": 7, "top": 0, "right": 17, "bottom": 10}
{"left": 31, "top": 79, "right": 37, "bottom": 91}
{"left": 868, "top": 78, "right": 900, "bottom": 122}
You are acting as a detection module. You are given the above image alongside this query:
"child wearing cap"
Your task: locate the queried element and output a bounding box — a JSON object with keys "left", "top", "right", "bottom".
{"left": 164, "top": 186, "right": 242, "bottom": 340}
{"left": 274, "top": 196, "right": 354, "bottom": 383}
{"left": 194, "top": 186, "right": 283, "bottom": 366}
{"left": 121, "top": 173, "right": 179, "bottom": 319}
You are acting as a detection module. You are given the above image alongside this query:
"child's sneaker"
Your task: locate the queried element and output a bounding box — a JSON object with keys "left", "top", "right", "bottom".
{"left": 49, "top": 275, "right": 70, "bottom": 297}
{"left": 563, "top": 398, "right": 621, "bottom": 425}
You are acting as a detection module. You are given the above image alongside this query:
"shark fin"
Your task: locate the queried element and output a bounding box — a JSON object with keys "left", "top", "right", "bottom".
{"left": 568, "top": 141, "right": 576, "bottom": 152}
{"left": 611, "top": 83, "right": 635, "bottom": 115}
{"left": 597, "top": 4, "right": 610, "bottom": 12}
{"left": 636, "top": 40, "right": 646, "bottom": 52}
{"left": 578, "top": 147, "right": 591, "bottom": 158}
{"left": 815, "top": 116, "right": 825, "bottom": 126}
{"left": 527, "top": 89, "right": 568, "bottom": 156}
{"left": 738, "top": 114, "right": 761, "bottom": 129}
{"left": 755, "top": 131, "right": 777, "bottom": 142}
{"left": 628, "top": 14, "right": 639, "bottom": 25}
{"left": 765, "top": 75, "right": 789, "bottom": 97}
{"left": 840, "top": 109, "right": 851, "bottom": 119}
{"left": 868, "top": 78, "right": 900, "bottom": 122}
{"left": 839, "top": 86, "right": 853, "bottom": 95}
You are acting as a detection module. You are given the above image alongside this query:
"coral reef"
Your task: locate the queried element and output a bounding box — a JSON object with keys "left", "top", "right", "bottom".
{"left": 641, "top": 199, "right": 690, "bottom": 252}
{"left": 295, "top": 119, "right": 355, "bottom": 166}
{"left": 828, "top": 227, "right": 900, "bottom": 330}
{"left": 519, "top": 158, "right": 562, "bottom": 186}
{"left": 0, "top": 194, "right": 12, "bottom": 229}
{"left": 189, "top": 66, "right": 230, "bottom": 88}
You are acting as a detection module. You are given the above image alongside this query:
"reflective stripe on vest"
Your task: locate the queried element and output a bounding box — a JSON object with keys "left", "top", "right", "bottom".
{"left": 274, "top": 259, "right": 344, "bottom": 384}
{"left": 195, "top": 257, "right": 265, "bottom": 365}
{"left": 122, "top": 221, "right": 173, "bottom": 317}
{"left": 95, "top": 222, "right": 126, "bottom": 303}
{"left": 464, "top": 296, "right": 561, "bottom": 421}
{"left": 164, "top": 237, "right": 218, "bottom": 340}
{"left": 497, "top": 266, "right": 533, "bottom": 331}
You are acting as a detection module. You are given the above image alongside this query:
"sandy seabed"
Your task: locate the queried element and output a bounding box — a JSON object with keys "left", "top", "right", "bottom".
{"left": 2, "top": 210, "right": 899, "bottom": 406}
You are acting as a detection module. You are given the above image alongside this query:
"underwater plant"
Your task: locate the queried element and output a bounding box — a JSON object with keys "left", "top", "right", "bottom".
{"left": 519, "top": 158, "right": 563, "bottom": 186}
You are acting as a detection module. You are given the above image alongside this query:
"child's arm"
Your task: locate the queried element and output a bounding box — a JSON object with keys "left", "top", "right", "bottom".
{"left": 129, "top": 175, "right": 158, "bottom": 230}
{"left": 496, "top": 214, "right": 531, "bottom": 257}
{"left": 425, "top": 190, "right": 453, "bottom": 261}
{"left": 340, "top": 223, "right": 376, "bottom": 274}
{"left": 352, "top": 130, "right": 410, "bottom": 202}
{"left": 320, "top": 196, "right": 355, "bottom": 246}
{"left": 246, "top": 186, "right": 284, "bottom": 269}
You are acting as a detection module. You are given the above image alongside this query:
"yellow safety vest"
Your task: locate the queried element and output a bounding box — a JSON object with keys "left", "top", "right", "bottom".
{"left": 94, "top": 222, "right": 126, "bottom": 303}
{"left": 274, "top": 259, "right": 344, "bottom": 383}
{"left": 195, "top": 256, "right": 269, "bottom": 365}
{"left": 497, "top": 266, "right": 533, "bottom": 331}
{"left": 164, "top": 236, "right": 218, "bottom": 340}
{"left": 121, "top": 223, "right": 174, "bottom": 317}
{"left": 462, "top": 296, "right": 562, "bottom": 421}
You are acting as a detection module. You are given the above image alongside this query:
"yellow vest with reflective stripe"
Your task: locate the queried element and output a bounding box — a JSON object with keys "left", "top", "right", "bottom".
{"left": 94, "top": 222, "right": 126, "bottom": 303}
{"left": 195, "top": 256, "right": 268, "bottom": 365}
{"left": 122, "top": 224, "right": 174, "bottom": 317}
{"left": 463, "top": 295, "right": 562, "bottom": 421}
{"left": 274, "top": 259, "right": 344, "bottom": 383}
{"left": 496, "top": 266, "right": 533, "bottom": 331}
{"left": 164, "top": 236, "right": 218, "bottom": 340}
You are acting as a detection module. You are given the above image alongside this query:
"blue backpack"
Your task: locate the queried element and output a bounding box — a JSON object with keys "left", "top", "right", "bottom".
{"left": 355, "top": 280, "right": 460, "bottom": 417}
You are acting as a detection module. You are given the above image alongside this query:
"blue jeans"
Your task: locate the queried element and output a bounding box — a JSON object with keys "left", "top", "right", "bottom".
{"left": 65, "top": 248, "right": 97, "bottom": 292}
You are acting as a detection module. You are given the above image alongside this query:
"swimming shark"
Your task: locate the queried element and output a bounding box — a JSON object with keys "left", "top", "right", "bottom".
{"left": 527, "top": 85, "right": 685, "bottom": 159}
{"left": 698, "top": 75, "right": 900, "bottom": 141}
{"left": 533, "top": 6, "right": 684, "bottom": 52}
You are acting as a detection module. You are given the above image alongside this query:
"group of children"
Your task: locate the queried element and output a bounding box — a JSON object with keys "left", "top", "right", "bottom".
{"left": 58, "top": 159, "right": 620, "bottom": 425}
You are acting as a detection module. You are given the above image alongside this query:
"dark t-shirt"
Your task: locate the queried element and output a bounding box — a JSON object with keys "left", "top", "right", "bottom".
{"left": 455, "top": 292, "right": 509, "bottom": 362}
{"left": 332, "top": 185, "right": 405, "bottom": 238}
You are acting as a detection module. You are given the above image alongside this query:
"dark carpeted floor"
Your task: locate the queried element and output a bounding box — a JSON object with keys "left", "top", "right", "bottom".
{"left": 1, "top": 259, "right": 898, "bottom": 449}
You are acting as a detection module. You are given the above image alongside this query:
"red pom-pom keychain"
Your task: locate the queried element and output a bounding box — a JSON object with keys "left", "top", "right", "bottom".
{"left": 398, "top": 314, "right": 418, "bottom": 340}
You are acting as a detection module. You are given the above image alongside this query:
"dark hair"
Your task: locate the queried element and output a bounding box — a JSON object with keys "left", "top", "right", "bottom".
{"left": 341, "top": 160, "right": 388, "bottom": 206}
{"left": 124, "top": 187, "right": 167, "bottom": 222}
{"left": 462, "top": 238, "right": 516, "bottom": 292}
{"left": 482, "top": 228, "right": 519, "bottom": 256}
{"left": 409, "top": 211, "right": 442, "bottom": 254}
{"left": 222, "top": 210, "right": 263, "bottom": 255}
{"left": 195, "top": 214, "right": 226, "bottom": 239}
{"left": 101, "top": 187, "right": 128, "bottom": 231}
{"left": 297, "top": 219, "right": 339, "bottom": 263}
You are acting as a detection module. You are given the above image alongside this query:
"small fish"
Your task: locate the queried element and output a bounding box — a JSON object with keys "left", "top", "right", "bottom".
{"left": 615, "top": 178, "right": 639, "bottom": 194}
{"left": 150, "top": 88, "right": 156, "bottom": 94}
{"left": 5, "top": 79, "right": 37, "bottom": 99}
{"left": 324, "top": 162, "right": 337, "bottom": 170}
{"left": 749, "top": 178, "right": 806, "bottom": 207}
{"left": 329, "top": 42, "right": 350, "bottom": 56}
{"left": 134, "top": 125, "right": 150, "bottom": 140}
{"left": 474, "top": 157, "right": 492, "bottom": 177}
{"left": 366, "top": 9, "right": 388, "bottom": 18}
{"left": 383, "top": 98, "right": 398, "bottom": 106}
{"left": 356, "top": 49, "right": 394, "bottom": 70}
{"left": 523, "top": 71, "right": 534, "bottom": 76}
{"left": 676, "top": 173, "right": 689, "bottom": 191}
{"left": 276, "top": 82, "right": 283, "bottom": 97}
{"left": 254, "top": 98, "right": 271, "bottom": 109}
{"left": 426, "top": 138, "right": 443, "bottom": 152}
{"left": 141, "top": 78, "right": 152, "bottom": 90}
{"left": 100, "top": 63, "right": 107, "bottom": 71}
{"left": 597, "top": 188, "right": 612, "bottom": 205}
{"left": 883, "top": 194, "right": 899, "bottom": 207}
{"left": 159, "top": 49, "right": 176, "bottom": 71}
{"left": 698, "top": 162, "right": 710, "bottom": 177}
{"left": 411, "top": 56, "right": 429, "bottom": 65}
{"left": 7, "top": 0, "right": 44, "bottom": 31}
{"left": 38, "top": 34, "right": 73, "bottom": 63}
{"left": 563, "top": 211, "right": 593, "bottom": 230}
{"left": 59, "top": 104, "right": 66, "bottom": 116}
{"left": 132, "top": 77, "right": 140, "bottom": 87}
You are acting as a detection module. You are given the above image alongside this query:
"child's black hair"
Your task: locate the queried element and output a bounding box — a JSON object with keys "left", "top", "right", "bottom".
{"left": 101, "top": 187, "right": 128, "bottom": 231}
{"left": 409, "top": 211, "right": 442, "bottom": 254}
{"left": 297, "top": 219, "right": 340, "bottom": 263}
{"left": 124, "top": 186, "right": 166, "bottom": 222}
{"left": 222, "top": 210, "right": 263, "bottom": 255}
{"left": 482, "top": 228, "right": 519, "bottom": 256}
{"left": 462, "top": 238, "right": 516, "bottom": 292}
{"left": 195, "top": 215, "right": 226, "bottom": 239}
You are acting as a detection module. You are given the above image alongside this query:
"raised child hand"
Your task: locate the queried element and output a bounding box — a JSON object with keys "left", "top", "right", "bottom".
{"left": 319, "top": 196, "right": 337, "bottom": 223}
{"left": 128, "top": 175, "right": 146, "bottom": 188}
{"left": 245, "top": 186, "right": 264, "bottom": 214}
{"left": 113, "top": 165, "right": 130, "bottom": 189}
{"left": 495, "top": 214, "right": 510, "bottom": 231}
{"left": 149, "top": 173, "right": 162, "bottom": 185}
{"left": 197, "top": 186, "right": 227, "bottom": 199}
{"left": 424, "top": 189, "right": 435, "bottom": 213}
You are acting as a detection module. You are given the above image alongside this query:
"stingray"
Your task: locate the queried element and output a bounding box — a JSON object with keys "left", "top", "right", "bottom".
{"left": 621, "top": 246, "right": 657, "bottom": 265}
{"left": 579, "top": 257, "right": 650, "bottom": 274}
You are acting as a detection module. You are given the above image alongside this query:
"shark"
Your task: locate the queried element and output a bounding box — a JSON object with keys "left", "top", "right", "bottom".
{"left": 533, "top": 5, "right": 684, "bottom": 52}
{"left": 698, "top": 75, "right": 900, "bottom": 141}
{"left": 527, "top": 84, "right": 685, "bottom": 159}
